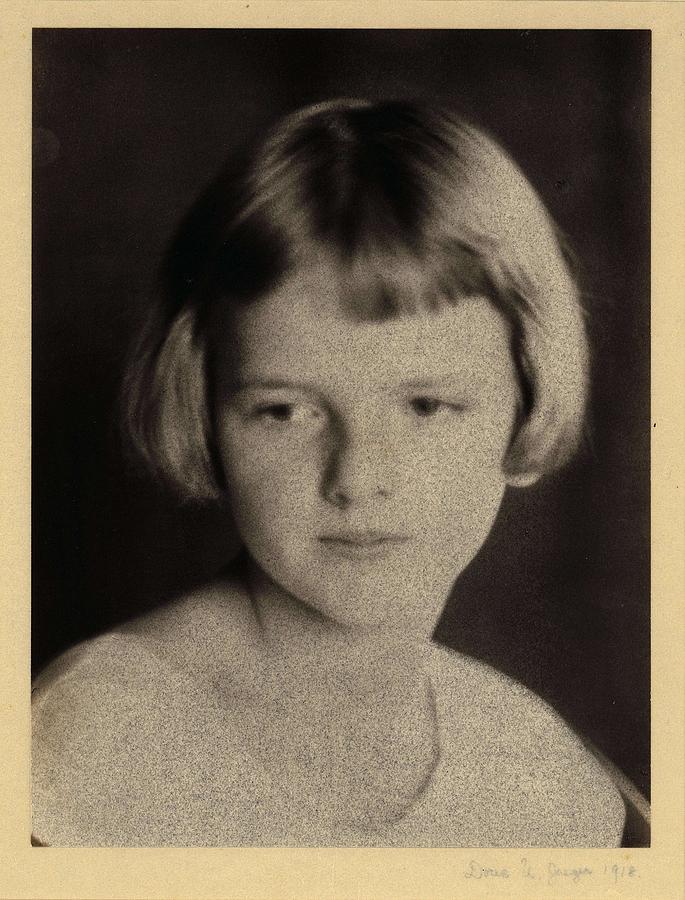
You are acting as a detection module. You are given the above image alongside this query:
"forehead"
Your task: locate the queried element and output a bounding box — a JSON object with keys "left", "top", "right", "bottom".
{"left": 216, "top": 262, "right": 514, "bottom": 385}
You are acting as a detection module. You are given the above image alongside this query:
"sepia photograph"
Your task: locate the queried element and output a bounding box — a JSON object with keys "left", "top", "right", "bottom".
{"left": 31, "top": 27, "right": 650, "bottom": 849}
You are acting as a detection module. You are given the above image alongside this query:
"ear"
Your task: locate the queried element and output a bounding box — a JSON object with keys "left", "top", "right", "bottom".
{"left": 505, "top": 470, "right": 541, "bottom": 488}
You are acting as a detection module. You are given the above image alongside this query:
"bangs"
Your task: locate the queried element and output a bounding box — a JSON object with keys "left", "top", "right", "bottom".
{"left": 322, "top": 239, "right": 497, "bottom": 323}
{"left": 204, "top": 99, "right": 498, "bottom": 317}
{"left": 207, "top": 213, "right": 499, "bottom": 325}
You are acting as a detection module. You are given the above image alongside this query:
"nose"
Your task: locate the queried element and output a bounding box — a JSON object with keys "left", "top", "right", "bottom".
{"left": 322, "top": 415, "right": 397, "bottom": 507}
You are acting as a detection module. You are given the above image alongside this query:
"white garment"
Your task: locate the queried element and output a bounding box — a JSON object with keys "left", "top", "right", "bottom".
{"left": 32, "top": 606, "right": 626, "bottom": 847}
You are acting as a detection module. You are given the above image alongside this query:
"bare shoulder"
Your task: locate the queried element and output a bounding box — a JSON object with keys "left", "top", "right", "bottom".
{"left": 117, "top": 568, "right": 258, "bottom": 680}
{"left": 32, "top": 570, "right": 260, "bottom": 846}
{"left": 33, "top": 569, "right": 253, "bottom": 718}
{"left": 427, "top": 643, "right": 626, "bottom": 847}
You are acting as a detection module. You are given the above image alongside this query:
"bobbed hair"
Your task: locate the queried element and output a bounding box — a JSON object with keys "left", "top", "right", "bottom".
{"left": 122, "top": 98, "right": 588, "bottom": 502}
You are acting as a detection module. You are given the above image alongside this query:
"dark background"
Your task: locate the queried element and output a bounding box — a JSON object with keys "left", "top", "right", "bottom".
{"left": 33, "top": 29, "right": 650, "bottom": 796}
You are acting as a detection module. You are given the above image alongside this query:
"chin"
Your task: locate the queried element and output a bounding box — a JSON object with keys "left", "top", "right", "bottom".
{"left": 310, "top": 575, "right": 449, "bottom": 636}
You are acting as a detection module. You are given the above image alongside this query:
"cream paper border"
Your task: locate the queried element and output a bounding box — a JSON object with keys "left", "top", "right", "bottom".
{"left": 2, "top": 3, "right": 683, "bottom": 898}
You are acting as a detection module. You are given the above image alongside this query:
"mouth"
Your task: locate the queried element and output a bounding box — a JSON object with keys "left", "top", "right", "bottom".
{"left": 318, "top": 532, "right": 410, "bottom": 559}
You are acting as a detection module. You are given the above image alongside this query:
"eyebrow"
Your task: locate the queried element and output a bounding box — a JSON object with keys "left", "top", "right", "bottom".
{"left": 398, "top": 377, "right": 471, "bottom": 389}
{"left": 230, "top": 379, "right": 316, "bottom": 393}
{"left": 230, "top": 375, "right": 473, "bottom": 393}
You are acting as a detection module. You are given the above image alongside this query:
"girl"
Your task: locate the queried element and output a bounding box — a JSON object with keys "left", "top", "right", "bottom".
{"left": 32, "top": 99, "right": 635, "bottom": 847}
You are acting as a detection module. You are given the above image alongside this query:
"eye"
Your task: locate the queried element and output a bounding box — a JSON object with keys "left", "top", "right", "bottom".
{"left": 257, "top": 403, "right": 295, "bottom": 422}
{"left": 408, "top": 396, "right": 467, "bottom": 419}
{"left": 409, "top": 396, "right": 446, "bottom": 418}
{"left": 252, "top": 401, "right": 323, "bottom": 426}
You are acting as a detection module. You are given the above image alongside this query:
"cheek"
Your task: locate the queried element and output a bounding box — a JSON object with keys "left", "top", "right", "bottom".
{"left": 218, "top": 435, "right": 319, "bottom": 538}
{"left": 420, "top": 466, "right": 505, "bottom": 576}
{"left": 423, "top": 408, "right": 513, "bottom": 485}
{"left": 219, "top": 420, "right": 323, "bottom": 480}
{"left": 429, "top": 461, "right": 506, "bottom": 532}
{"left": 417, "top": 418, "right": 510, "bottom": 546}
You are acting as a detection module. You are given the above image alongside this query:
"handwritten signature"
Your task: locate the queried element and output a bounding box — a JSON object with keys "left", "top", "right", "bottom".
{"left": 464, "top": 859, "right": 639, "bottom": 885}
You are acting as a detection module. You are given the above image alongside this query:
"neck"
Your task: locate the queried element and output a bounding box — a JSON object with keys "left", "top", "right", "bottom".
{"left": 241, "top": 554, "right": 432, "bottom": 703}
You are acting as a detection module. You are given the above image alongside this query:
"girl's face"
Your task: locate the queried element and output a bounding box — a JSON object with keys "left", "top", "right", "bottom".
{"left": 215, "top": 261, "right": 523, "bottom": 636}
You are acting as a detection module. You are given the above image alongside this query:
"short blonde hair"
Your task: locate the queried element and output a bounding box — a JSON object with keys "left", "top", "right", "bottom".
{"left": 122, "top": 99, "right": 588, "bottom": 501}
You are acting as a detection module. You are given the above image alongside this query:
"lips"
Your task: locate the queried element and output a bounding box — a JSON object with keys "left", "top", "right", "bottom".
{"left": 318, "top": 531, "right": 410, "bottom": 559}
{"left": 320, "top": 530, "right": 408, "bottom": 545}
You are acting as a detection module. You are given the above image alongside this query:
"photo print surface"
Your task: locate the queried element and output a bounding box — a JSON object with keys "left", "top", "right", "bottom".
{"left": 32, "top": 28, "right": 650, "bottom": 847}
